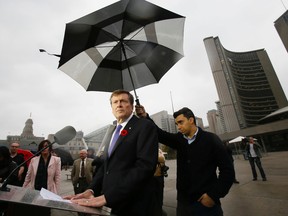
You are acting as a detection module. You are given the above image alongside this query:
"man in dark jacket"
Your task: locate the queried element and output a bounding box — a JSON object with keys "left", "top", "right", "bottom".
{"left": 136, "top": 105, "right": 234, "bottom": 216}
{"left": 225, "top": 142, "right": 240, "bottom": 184}
{"left": 245, "top": 137, "right": 267, "bottom": 181}
{"left": 10, "top": 142, "right": 26, "bottom": 186}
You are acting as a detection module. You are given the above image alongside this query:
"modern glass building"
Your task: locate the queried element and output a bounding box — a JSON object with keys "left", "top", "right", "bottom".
{"left": 274, "top": 10, "right": 288, "bottom": 53}
{"left": 204, "top": 36, "right": 288, "bottom": 133}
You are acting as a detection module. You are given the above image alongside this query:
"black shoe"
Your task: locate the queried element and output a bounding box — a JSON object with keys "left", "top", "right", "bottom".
{"left": 253, "top": 178, "right": 257, "bottom": 181}
{"left": 233, "top": 180, "right": 240, "bottom": 184}
{"left": 262, "top": 178, "right": 267, "bottom": 181}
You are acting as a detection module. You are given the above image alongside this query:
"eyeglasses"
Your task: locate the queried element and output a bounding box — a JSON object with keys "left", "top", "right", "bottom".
{"left": 11, "top": 146, "right": 19, "bottom": 148}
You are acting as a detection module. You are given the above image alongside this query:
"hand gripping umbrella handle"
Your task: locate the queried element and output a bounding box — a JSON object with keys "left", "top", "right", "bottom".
{"left": 135, "top": 98, "right": 140, "bottom": 105}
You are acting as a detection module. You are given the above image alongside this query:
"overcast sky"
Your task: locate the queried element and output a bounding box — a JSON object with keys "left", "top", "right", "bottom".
{"left": 0, "top": 0, "right": 287, "bottom": 139}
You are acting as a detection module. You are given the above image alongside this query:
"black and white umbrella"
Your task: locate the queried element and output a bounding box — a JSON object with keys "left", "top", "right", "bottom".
{"left": 58, "top": 0, "right": 185, "bottom": 104}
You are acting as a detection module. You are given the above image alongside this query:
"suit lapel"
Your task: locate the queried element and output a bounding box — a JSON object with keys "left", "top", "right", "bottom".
{"left": 109, "top": 115, "right": 138, "bottom": 157}
{"left": 101, "top": 124, "right": 116, "bottom": 160}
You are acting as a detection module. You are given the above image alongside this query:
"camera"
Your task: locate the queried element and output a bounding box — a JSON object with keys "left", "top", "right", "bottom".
{"left": 161, "top": 165, "right": 169, "bottom": 177}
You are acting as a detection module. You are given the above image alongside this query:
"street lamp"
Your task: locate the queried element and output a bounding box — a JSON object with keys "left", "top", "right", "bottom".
{"left": 39, "top": 49, "right": 61, "bottom": 57}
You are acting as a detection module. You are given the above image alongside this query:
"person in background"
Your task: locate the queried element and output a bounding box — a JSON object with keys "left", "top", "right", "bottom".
{"left": 136, "top": 105, "right": 235, "bottom": 216}
{"left": 0, "top": 146, "right": 20, "bottom": 215}
{"left": 9, "top": 142, "right": 27, "bottom": 186}
{"left": 22, "top": 139, "right": 61, "bottom": 216}
{"left": 87, "top": 148, "right": 97, "bottom": 160}
{"left": 64, "top": 89, "right": 158, "bottom": 216}
{"left": 0, "top": 146, "right": 18, "bottom": 185}
{"left": 90, "top": 144, "right": 106, "bottom": 177}
{"left": 91, "top": 155, "right": 104, "bottom": 177}
{"left": 71, "top": 149, "right": 94, "bottom": 196}
{"left": 23, "top": 139, "right": 61, "bottom": 193}
{"left": 87, "top": 148, "right": 102, "bottom": 176}
{"left": 246, "top": 137, "right": 267, "bottom": 181}
{"left": 225, "top": 142, "right": 240, "bottom": 184}
{"left": 71, "top": 149, "right": 94, "bottom": 216}
{"left": 154, "top": 148, "right": 168, "bottom": 216}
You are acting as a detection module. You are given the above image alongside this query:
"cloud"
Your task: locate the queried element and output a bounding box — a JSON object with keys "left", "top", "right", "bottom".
{"left": 0, "top": 0, "right": 287, "bottom": 139}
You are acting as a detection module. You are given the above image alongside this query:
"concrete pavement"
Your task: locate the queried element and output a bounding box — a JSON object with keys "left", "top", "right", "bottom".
{"left": 53, "top": 151, "right": 288, "bottom": 216}
{"left": 162, "top": 151, "right": 288, "bottom": 216}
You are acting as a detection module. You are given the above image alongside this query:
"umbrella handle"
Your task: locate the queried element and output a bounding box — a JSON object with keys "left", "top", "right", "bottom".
{"left": 135, "top": 98, "right": 140, "bottom": 105}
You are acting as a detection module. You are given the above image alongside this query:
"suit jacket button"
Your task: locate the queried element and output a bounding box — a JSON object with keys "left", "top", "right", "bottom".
{"left": 106, "top": 171, "right": 109, "bottom": 175}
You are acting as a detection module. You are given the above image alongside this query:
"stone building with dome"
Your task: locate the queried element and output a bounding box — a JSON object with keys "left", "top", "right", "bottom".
{"left": 6, "top": 118, "right": 45, "bottom": 152}
{"left": 0, "top": 117, "right": 90, "bottom": 165}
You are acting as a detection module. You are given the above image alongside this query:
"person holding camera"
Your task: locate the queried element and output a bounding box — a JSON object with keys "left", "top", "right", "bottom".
{"left": 245, "top": 137, "right": 267, "bottom": 181}
{"left": 154, "top": 148, "right": 169, "bottom": 216}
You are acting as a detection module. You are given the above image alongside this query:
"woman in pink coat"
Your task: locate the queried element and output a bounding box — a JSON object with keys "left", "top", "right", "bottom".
{"left": 23, "top": 139, "right": 61, "bottom": 194}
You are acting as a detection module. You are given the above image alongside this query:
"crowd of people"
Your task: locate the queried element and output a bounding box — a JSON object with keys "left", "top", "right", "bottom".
{"left": 0, "top": 89, "right": 269, "bottom": 216}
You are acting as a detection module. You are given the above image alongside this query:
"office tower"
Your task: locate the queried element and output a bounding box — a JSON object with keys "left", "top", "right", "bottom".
{"left": 150, "top": 110, "right": 177, "bottom": 133}
{"left": 204, "top": 36, "right": 288, "bottom": 132}
{"left": 274, "top": 10, "right": 288, "bottom": 53}
{"left": 207, "top": 108, "right": 224, "bottom": 135}
{"left": 196, "top": 117, "right": 204, "bottom": 129}
{"left": 215, "top": 101, "right": 226, "bottom": 133}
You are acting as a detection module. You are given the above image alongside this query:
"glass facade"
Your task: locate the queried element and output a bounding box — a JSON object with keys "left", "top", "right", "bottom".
{"left": 204, "top": 36, "right": 288, "bottom": 132}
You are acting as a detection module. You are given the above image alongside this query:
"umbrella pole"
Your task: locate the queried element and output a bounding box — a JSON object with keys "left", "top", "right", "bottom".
{"left": 120, "top": 42, "right": 140, "bottom": 105}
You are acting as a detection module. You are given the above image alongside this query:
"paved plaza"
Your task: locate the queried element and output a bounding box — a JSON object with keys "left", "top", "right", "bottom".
{"left": 53, "top": 151, "right": 288, "bottom": 216}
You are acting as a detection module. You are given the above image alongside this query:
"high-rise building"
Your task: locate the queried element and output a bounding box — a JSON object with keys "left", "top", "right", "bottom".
{"left": 204, "top": 36, "right": 288, "bottom": 132}
{"left": 206, "top": 108, "right": 224, "bottom": 135}
{"left": 195, "top": 117, "right": 204, "bottom": 129}
{"left": 150, "top": 110, "right": 177, "bottom": 133}
{"left": 274, "top": 10, "right": 288, "bottom": 53}
{"left": 215, "top": 101, "right": 226, "bottom": 133}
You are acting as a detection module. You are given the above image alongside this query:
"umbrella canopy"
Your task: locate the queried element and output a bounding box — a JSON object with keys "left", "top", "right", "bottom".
{"left": 58, "top": 0, "right": 185, "bottom": 104}
{"left": 228, "top": 136, "right": 246, "bottom": 144}
{"left": 53, "top": 148, "right": 74, "bottom": 166}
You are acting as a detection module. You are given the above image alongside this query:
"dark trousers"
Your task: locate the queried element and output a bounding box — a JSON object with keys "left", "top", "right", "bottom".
{"left": 73, "top": 178, "right": 90, "bottom": 216}
{"left": 248, "top": 157, "right": 266, "bottom": 179}
{"left": 73, "top": 178, "right": 89, "bottom": 194}
{"left": 0, "top": 202, "right": 8, "bottom": 216}
{"left": 177, "top": 201, "right": 223, "bottom": 216}
{"left": 154, "top": 176, "right": 164, "bottom": 216}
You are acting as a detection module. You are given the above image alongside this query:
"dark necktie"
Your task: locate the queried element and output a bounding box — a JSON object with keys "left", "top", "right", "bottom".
{"left": 81, "top": 159, "right": 85, "bottom": 177}
{"left": 108, "top": 125, "right": 122, "bottom": 156}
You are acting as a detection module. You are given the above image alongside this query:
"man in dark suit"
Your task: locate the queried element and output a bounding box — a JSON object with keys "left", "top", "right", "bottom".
{"left": 65, "top": 90, "right": 158, "bottom": 216}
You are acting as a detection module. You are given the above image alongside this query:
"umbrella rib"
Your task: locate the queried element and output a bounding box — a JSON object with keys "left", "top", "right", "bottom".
{"left": 95, "top": 24, "right": 144, "bottom": 54}
{"left": 120, "top": 27, "right": 145, "bottom": 56}
{"left": 122, "top": 41, "right": 137, "bottom": 56}
{"left": 96, "top": 44, "right": 119, "bottom": 48}
{"left": 126, "top": 27, "right": 145, "bottom": 41}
